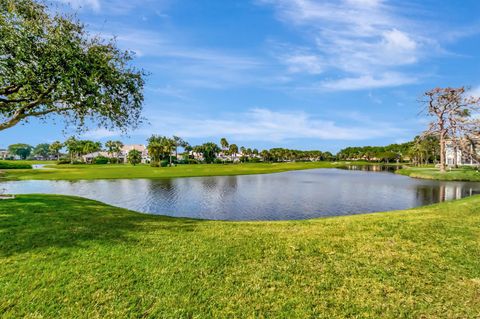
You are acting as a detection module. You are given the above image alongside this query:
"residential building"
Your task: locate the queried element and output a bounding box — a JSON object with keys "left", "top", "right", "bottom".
{"left": 82, "top": 144, "right": 150, "bottom": 164}
{"left": 445, "top": 140, "right": 480, "bottom": 166}
{"left": 0, "top": 149, "right": 9, "bottom": 160}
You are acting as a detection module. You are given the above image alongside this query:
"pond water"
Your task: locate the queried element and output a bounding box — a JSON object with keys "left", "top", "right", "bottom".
{"left": 2, "top": 168, "right": 480, "bottom": 220}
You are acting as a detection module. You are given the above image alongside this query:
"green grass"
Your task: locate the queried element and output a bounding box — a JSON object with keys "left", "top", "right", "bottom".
{"left": 0, "top": 160, "right": 54, "bottom": 165}
{"left": 397, "top": 166, "right": 480, "bottom": 182}
{"left": 0, "top": 162, "right": 32, "bottom": 169}
{"left": 1, "top": 195, "right": 479, "bottom": 318}
{"left": 0, "top": 161, "right": 352, "bottom": 181}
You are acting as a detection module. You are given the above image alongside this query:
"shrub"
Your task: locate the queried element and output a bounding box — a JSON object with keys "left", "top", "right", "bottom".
{"left": 239, "top": 156, "right": 249, "bottom": 163}
{"left": 214, "top": 158, "right": 224, "bottom": 164}
{"left": 109, "top": 158, "right": 120, "bottom": 164}
{"left": 93, "top": 156, "right": 109, "bottom": 164}
{"left": 57, "top": 158, "right": 71, "bottom": 165}
{"left": 57, "top": 158, "right": 84, "bottom": 165}
{"left": 249, "top": 158, "right": 261, "bottom": 163}
{"left": 0, "top": 161, "right": 32, "bottom": 169}
{"left": 160, "top": 160, "right": 169, "bottom": 167}
{"left": 150, "top": 161, "right": 159, "bottom": 167}
{"left": 187, "top": 159, "right": 199, "bottom": 164}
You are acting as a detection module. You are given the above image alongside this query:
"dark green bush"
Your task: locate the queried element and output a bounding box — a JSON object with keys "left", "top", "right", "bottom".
{"left": 109, "top": 158, "right": 121, "bottom": 164}
{"left": 57, "top": 159, "right": 84, "bottom": 165}
{"left": 93, "top": 156, "right": 109, "bottom": 164}
{"left": 57, "top": 158, "right": 71, "bottom": 164}
{"left": 239, "top": 156, "right": 249, "bottom": 163}
{"left": 0, "top": 161, "right": 32, "bottom": 169}
{"left": 187, "top": 159, "right": 200, "bottom": 164}
{"left": 160, "top": 160, "right": 169, "bottom": 167}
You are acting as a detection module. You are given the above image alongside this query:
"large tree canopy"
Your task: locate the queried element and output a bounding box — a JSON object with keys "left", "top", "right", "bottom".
{"left": 0, "top": 0, "right": 145, "bottom": 132}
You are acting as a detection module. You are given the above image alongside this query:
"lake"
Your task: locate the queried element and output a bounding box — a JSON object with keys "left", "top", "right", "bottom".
{"left": 2, "top": 168, "right": 480, "bottom": 220}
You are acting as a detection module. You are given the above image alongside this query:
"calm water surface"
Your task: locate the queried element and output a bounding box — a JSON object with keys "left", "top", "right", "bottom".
{"left": 2, "top": 168, "right": 480, "bottom": 220}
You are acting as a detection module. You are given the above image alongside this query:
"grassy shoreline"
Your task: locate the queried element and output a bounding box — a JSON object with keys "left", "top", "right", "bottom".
{"left": 1, "top": 194, "right": 479, "bottom": 317}
{"left": 2, "top": 160, "right": 480, "bottom": 182}
{"left": 397, "top": 166, "right": 480, "bottom": 182}
{"left": 0, "top": 161, "right": 358, "bottom": 181}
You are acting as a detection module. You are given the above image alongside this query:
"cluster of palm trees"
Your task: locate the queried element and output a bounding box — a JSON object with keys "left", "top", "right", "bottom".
{"left": 63, "top": 137, "right": 102, "bottom": 164}
{"left": 56, "top": 137, "right": 124, "bottom": 164}
{"left": 147, "top": 135, "right": 188, "bottom": 166}
{"left": 260, "top": 148, "right": 334, "bottom": 162}
{"left": 336, "top": 143, "right": 413, "bottom": 163}
{"left": 202, "top": 138, "right": 334, "bottom": 163}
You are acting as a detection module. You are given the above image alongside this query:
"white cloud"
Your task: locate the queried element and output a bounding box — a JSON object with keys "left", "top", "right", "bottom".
{"left": 95, "top": 27, "right": 270, "bottom": 89}
{"left": 137, "top": 108, "right": 406, "bottom": 142}
{"left": 320, "top": 72, "right": 417, "bottom": 91}
{"left": 81, "top": 128, "right": 122, "bottom": 139}
{"left": 471, "top": 86, "right": 480, "bottom": 98}
{"left": 56, "top": 0, "right": 101, "bottom": 12}
{"left": 260, "top": 0, "right": 430, "bottom": 90}
{"left": 283, "top": 54, "right": 324, "bottom": 74}
{"left": 55, "top": 0, "right": 170, "bottom": 15}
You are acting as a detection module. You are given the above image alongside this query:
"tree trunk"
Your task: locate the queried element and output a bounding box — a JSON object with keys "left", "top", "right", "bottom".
{"left": 439, "top": 133, "right": 446, "bottom": 173}
{"left": 453, "top": 145, "right": 458, "bottom": 168}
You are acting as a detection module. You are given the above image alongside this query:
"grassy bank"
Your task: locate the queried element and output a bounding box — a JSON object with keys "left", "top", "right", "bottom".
{"left": 0, "top": 161, "right": 351, "bottom": 181}
{"left": 397, "top": 166, "right": 480, "bottom": 182}
{"left": 1, "top": 195, "right": 479, "bottom": 318}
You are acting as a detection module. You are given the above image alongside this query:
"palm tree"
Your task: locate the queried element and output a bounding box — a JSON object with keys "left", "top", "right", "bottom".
{"left": 260, "top": 150, "right": 269, "bottom": 162}
{"left": 220, "top": 138, "right": 229, "bottom": 152}
{"left": 147, "top": 135, "right": 163, "bottom": 166}
{"left": 195, "top": 142, "right": 220, "bottom": 163}
{"left": 105, "top": 140, "right": 116, "bottom": 159}
{"left": 106, "top": 140, "right": 124, "bottom": 163}
{"left": 64, "top": 137, "right": 79, "bottom": 164}
{"left": 49, "top": 141, "right": 63, "bottom": 160}
{"left": 82, "top": 141, "right": 102, "bottom": 163}
{"left": 229, "top": 144, "right": 239, "bottom": 159}
{"left": 164, "top": 138, "right": 176, "bottom": 166}
{"left": 127, "top": 149, "right": 142, "bottom": 166}
{"left": 172, "top": 136, "right": 186, "bottom": 161}
{"left": 115, "top": 141, "right": 124, "bottom": 163}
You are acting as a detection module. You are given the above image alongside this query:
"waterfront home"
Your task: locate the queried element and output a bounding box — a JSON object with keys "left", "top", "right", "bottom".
{"left": 445, "top": 139, "right": 480, "bottom": 166}
{"left": 83, "top": 144, "right": 150, "bottom": 164}
{"left": 0, "top": 149, "right": 9, "bottom": 160}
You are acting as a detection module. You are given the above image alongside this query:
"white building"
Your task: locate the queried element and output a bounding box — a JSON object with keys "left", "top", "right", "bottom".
{"left": 0, "top": 149, "right": 9, "bottom": 160}
{"left": 120, "top": 144, "right": 149, "bottom": 163}
{"left": 83, "top": 144, "right": 149, "bottom": 164}
{"left": 445, "top": 140, "right": 480, "bottom": 166}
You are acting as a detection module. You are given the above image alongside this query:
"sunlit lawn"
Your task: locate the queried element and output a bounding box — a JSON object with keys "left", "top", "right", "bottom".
{"left": 1, "top": 194, "right": 479, "bottom": 318}
{"left": 397, "top": 166, "right": 480, "bottom": 182}
{"left": 0, "top": 161, "right": 347, "bottom": 181}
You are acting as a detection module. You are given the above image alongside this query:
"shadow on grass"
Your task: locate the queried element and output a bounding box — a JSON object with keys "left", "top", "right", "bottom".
{"left": 0, "top": 194, "right": 204, "bottom": 256}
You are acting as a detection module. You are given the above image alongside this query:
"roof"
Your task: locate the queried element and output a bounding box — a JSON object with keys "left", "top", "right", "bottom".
{"left": 83, "top": 151, "right": 110, "bottom": 158}
{"left": 121, "top": 144, "right": 147, "bottom": 152}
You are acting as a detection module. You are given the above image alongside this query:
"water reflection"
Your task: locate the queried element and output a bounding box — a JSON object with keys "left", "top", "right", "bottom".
{"left": 338, "top": 164, "right": 404, "bottom": 172}
{"left": 1, "top": 168, "right": 479, "bottom": 220}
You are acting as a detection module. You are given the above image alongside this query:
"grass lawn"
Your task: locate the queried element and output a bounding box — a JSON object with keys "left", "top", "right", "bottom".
{"left": 1, "top": 195, "right": 479, "bottom": 318}
{"left": 397, "top": 166, "right": 480, "bottom": 182}
{"left": 0, "top": 161, "right": 354, "bottom": 181}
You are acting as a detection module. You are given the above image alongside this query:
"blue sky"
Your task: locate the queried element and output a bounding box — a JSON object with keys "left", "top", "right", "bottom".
{"left": 2, "top": 0, "right": 480, "bottom": 152}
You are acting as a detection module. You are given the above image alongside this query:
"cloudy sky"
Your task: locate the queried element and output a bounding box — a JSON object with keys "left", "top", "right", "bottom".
{"left": 2, "top": 0, "right": 480, "bottom": 151}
